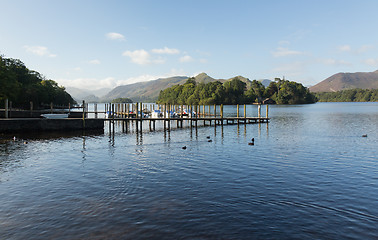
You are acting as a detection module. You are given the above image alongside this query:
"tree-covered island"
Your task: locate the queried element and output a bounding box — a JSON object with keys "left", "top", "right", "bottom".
{"left": 157, "top": 77, "right": 317, "bottom": 105}
{"left": 0, "top": 55, "right": 75, "bottom": 109}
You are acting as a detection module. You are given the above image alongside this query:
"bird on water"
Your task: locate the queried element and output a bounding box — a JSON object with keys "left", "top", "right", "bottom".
{"left": 182, "top": 146, "right": 187, "bottom": 150}
{"left": 362, "top": 134, "right": 367, "bottom": 137}
{"left": 248, "top": 138, "right": 255, "bottom": 145}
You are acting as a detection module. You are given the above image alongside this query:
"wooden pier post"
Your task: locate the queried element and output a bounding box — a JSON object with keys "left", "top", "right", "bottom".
{"left": 30, "top": 101, "right": 34, "bottom": 117}
{"left": 82, "top": 100, "right": 86, "bottom": 128}
{"left": 95, "top": 103, "right": 98, "bottom": 119}
{"left": 50, "top": 102, "right": 53, "bottom": 113}
{"left": 140, "top": 102, "right": 143, "bottom": 132}
{"left": 5, "top": 99, "right": 8, "bottom": 119}
{"left": 266, "top": 104, "right": 269, "bottom": 118}
{"left": 244, "top": 104, "right": 246, "bottom": 119}
{"left": 220, "top": 104, "right": 223, "bottom": 125}
{"left": 214, "top": 104, "right": 217, "bottom": 126}
{"left": 258, "top": 104, "right": 261, "bottom": 118}
{"left": 237, "top": 104, "right": 239, "bottom": 118}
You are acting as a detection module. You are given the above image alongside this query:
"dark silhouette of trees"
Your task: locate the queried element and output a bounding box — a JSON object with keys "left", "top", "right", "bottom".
{"left": 0, "top": 55, "right": 75, "bottom": 109}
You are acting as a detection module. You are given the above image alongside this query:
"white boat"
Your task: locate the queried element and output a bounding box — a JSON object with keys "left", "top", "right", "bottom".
{"left": 41, "top": 113, "right": 69, "bottom": 119}
{"left": 151, "top": 110, "right": 162, "bottom": 118}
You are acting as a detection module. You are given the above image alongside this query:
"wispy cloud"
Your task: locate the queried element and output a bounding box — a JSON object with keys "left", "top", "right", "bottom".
{"left": 271, "top": 61, "right": 304, "bottom": 77}
{"left": 321, "top": 58, "right": 351, "bottom": 66}
{"left": 122, "top": 49, "right": 165, "bottom": 65}
{"left": 106, "top": 32, "right": 125, "bottom": 41}
{"left": 272, "top": 47, "right": 303, "bottom": 57}
{"left": 338, "top": 44, "right": 351, "bottom": 52}
{"left": 24, "top": 45, "right": 57, "bottom": 57}
{"left": 151, "top": 47, "right": 180, "bottom": 54}
{"left": 356, "top": 45, "right": 374, "bottom": 54}
{"left": 89, "top": 59, "right": 101, "bottom": 65}
{"left": 179, "top": 55, "right": 194, "bottom": 63}
{"left": 363, "top": 58, "right": 378, "bottom": 67}
{"left": 57, "top": 77, "right": 116, "bottom": 90}
{"left": 57, "top": 69, "right": 188, "bottom": 90}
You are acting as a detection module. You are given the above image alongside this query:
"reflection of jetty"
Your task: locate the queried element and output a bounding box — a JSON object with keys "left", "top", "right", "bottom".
{"left": 0, "top": 102, "right": 269, "bottom": 133}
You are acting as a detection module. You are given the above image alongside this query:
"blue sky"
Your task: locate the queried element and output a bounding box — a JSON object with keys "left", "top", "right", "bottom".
{"left": 1, "top": 0, "right": 378, "bottom": 90}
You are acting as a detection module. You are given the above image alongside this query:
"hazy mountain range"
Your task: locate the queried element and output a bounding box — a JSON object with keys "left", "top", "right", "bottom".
{"left": 66, "top": 73, "right": 272, "bottom": 103}
{"left": 65, "top": 70, "right": 378, "bottom": 103}
{"left": 309, "top": 70, "right": 378, "bottom": 92}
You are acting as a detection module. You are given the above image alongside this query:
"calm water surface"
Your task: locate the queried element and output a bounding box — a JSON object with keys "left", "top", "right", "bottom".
{"left": 0, "top": 102, "right": 377, "bottom": 239}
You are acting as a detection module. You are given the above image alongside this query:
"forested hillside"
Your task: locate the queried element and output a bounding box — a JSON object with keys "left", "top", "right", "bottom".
{"left": 157, "top": 77, "right": 316, "bottom": 105}
{"left": 315, "top": 89, "right": 378, "bottom": 102}
{"left": 0, "top": 56, "right": 75, "bottom": 109}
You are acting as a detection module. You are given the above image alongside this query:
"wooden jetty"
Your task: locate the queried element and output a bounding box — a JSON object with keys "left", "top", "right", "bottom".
{"left": 101, "top": 102, "right": 269, "bottom": 133}
{"left": 0, "top": 100, "right": 270, "bottom": 134}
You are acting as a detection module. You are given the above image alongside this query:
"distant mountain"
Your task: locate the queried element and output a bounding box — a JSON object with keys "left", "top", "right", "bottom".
{"left": 101, "top": 73, "right": 267, "bottom": 102}
{"left": 309, "top": 70, "right": 378, "bottom": 92}
{"left": 103, "top": 73, "right": 257, "bottom": 102}
{"left": 194, "top": 72, "right": 217, "bottom": 83}
{"left": 102, "top": 76, "right": 190, "bottom": 102}
{"left": 66, "top": 87, "right": 111, "bottom": 102}
{"left": 258, "top": 79, "right": 273, "bottom": 87}
{"left": 101, "top": 73, "right": 262, "bottom": 102}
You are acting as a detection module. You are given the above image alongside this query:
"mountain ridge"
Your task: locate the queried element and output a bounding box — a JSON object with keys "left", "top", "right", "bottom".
{"left": 309, "top": 70, "right": 378, "bottom": 92}
{"left": 102, "top": 73, "right": 260, "bottom": 102}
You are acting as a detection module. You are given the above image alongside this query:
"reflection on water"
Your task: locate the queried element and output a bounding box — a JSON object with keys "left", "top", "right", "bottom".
{"left": 0, "top": 103, "right": 377, "bottom": 239}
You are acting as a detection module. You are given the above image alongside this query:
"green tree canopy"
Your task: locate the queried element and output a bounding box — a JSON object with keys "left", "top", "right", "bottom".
{"left": 111, "top": 97, "right": 133, "bottom": 103}
{"left": 156, "top": 77, "right": 316, "bottom": 105}
{"left": 0, "top": 55, "right": 75, "bottom": 109}
{"left": 315, "top": 89, "right": 378, "bottom": 102}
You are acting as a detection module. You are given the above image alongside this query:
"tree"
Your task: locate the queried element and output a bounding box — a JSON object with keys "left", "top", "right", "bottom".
{"left": 111, "top": 98, "right": 133, "bottom": 103}
{"left": 0, "top": 55, "right": 75, "bottom": 108}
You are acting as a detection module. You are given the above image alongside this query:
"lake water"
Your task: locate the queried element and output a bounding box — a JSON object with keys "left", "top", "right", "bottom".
{"left": 0, "top": 102, "right": 377, "bottom": 239}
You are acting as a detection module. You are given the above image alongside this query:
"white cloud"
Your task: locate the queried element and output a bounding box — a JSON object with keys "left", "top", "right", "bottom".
{"left": 356, "top": 45, "right": 374, "bottom": 54}
{"left": 56, "top": 77, "right": 117, "bottom": 90}
{"left": 278, "top": 40, "right": 290, "bottom": 46}
{"left": 151, "top": 47, "right": 180, "bottom": 54}
{"left": 122, "top": 49, "right": 165, "bottom": 65}
{"left": 321, "top": 58, "right": 351, "bottom": 66}
{"left": 57, "top": 69, "right": 188, "bottom": 90}
{"left": 24, "top": 45, "right": 57, "bottom": 57}
{"left": 338, "top": 44, "right": 351, "bottom": 52}
{"left": 271, "top": 61, "right": 304, "bottom": 77}
{"left": 106, "top": 32, "right": 125, "bottom": 41}
{"left": 122, "top": 49, "right": 151, "bottom": 65}
{"left": 179, "top": 55, "right": 194, "bottom": 63}
{"left": 272, "top": 47, "right": 303, "bottom": 57}
{"left": 89, "top": 59, "right": 101, "bottom": 65}
{"left": 363, "top": 58, "right": 378, "bottom": 67}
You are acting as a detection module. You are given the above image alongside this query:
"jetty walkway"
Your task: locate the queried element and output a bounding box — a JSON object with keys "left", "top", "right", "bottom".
{"left": 0, "top": 102, "right": 270, "bottom": 134}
